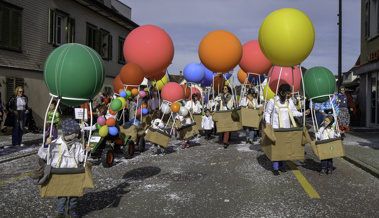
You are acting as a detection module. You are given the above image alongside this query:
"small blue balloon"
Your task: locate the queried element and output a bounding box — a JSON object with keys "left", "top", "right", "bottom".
{"left": 108, "top": 126, "right": 118, "bottom": 136}
{"left": 119, "top": 91, "right": 127, "bottom": 98}
{"left": 142, "top": 108, "right": 148, "bottom": 114}
{"left": 184, "top": 63, "right": 205, "bottom": 83}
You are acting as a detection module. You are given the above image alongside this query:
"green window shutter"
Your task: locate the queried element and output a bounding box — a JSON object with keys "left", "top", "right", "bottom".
{"left": 67, "top": 17, "right": 75, "bottom": 43}
{"left": 0, "top": 5, "right": 10, "bottom": 48}
{"left": 11, "top": 9, "right": 21, "bottom": 50}
{"left": 48, "top": 9, "right": 55, "bottom": 44}
{"left": 108, "top": 34, "right": 112, "bottom": 60}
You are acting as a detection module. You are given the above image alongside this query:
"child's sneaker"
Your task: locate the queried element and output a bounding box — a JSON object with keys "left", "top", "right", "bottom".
{"left": 68, "top": 208, "right": 79, "bottom": 217}
{"left": 327, "top": 168, "right": 333, "bottom": 175}
{"left": 319, "top": 168, "right": 326, "bottom": 176}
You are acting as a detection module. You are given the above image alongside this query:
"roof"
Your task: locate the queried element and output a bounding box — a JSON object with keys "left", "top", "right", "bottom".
{"left": 168, "top": 74, "right": 185, "bottom": 83}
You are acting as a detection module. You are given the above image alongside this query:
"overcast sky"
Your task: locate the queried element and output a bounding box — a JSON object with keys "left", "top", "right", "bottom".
{"left": 121, "top": 0, "right": 360, "bottom": 79}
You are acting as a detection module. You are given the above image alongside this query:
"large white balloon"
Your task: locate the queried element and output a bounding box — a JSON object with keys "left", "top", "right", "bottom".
{"left": 179, "top": 106, "right": 188, "bottom": 117}
{"left": 161, "top": 103, "right": 171, "bottom": 114}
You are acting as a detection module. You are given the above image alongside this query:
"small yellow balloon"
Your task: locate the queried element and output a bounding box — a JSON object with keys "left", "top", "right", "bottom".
{"left": 258, "top": 8, "right": 315, "bottom": 66}
{"left": 225, "top": 78, "right": 231, "bottom": 86}
{"left": 117, "top": 97, "right": 126, "bottom": 111}
{"left": 99, "top": 125, "right": 109, "bottom": 137}
{"left": 152, "top": 76, "right": 168, "bottom": 90}
{"left": 263, "top": 84, "right": 275, "bottom": 101}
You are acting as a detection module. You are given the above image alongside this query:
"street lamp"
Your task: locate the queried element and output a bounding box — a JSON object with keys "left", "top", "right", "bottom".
{"left": 338, "top": 0, "right": 342, "bottom": 88}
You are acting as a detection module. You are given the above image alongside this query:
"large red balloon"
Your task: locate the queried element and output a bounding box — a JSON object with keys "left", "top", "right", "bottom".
{"left": 239, "top": 40, "right": 272, "bottom": 75}
{"left": 123, "top": 25, "right": 174, "bottom": 77}
{"left": 268, "top": 66, "right": 301, "bottom": 93}
{"left": 146, "top": 69, "right": 166, "bottom": 81}
{"left": 187, "top": 87, "right": 201, "bottom": 101}
{"left": 113, "top": 75, "right": 124, "bottom": 93}
{"left": 120, "top": 63, "right": 145, "bottom": 85}
{"left": 213, "top": 75, "right": 225, "bottom": 93}
{"left": 161, "top": 82, "right": 184, "bottom": 103}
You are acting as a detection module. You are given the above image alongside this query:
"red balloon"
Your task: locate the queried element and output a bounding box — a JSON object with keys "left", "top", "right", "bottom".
{"left": 161, "top": 82, "right": 184, "bottom": 103}
{"left": 212, "top": 75, "right": 225, "bottom": 93}
{"left": 106, "top": 117, "right": 116, "bottom": 126}
{"left": 146, "top": 69, "right": 166, "bottom": 81}
{"left": 268, "top": 66, "right": 301, "bottom": 93}
{"left": 123, "top": 25, "right": 174, "bottom": 77}
{"left": 239, "top": 41, "right": 272, "bottom": 75}
{"left": 120, "top": 63, "right": 145, "bottom": 86}
{"left": 103, "top": 98, "right": 109, "bottom": 104}
{"left": 109, "top": 108, "right": 117, "bottom": 115}
{"left": 113, "top": 75, "right": 124, "bottom": 93}
{"left": 187, "top": 87, "right": 202, "bottom": 101}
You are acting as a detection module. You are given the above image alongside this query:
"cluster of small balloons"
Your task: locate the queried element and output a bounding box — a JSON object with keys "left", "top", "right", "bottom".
{"left": 96, "top": 116, "right": 117, "bottom": 137}
{"left": 160, "top": 102, "right": 188, "bottom": 117}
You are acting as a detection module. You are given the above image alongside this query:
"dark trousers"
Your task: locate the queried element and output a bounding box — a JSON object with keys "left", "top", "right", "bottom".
{"left": 321, "top": 159, "right": 333, "bottom": 169}
{"left": 204, "top": 129, "right": 212, "bottom": 140}
{"left": 12, "top": 112, "right": 26, "bottom": 146}
{"left": 57, "top": 197, "right": 77, "bottom": 215}
{"left": 213, "top": 123, "right": 217, "bottom": 135}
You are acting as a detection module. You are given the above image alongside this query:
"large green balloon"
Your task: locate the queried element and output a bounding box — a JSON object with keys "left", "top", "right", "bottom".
{"left": 111, "top": 99, "right": 122, "bottom": 111}
{"left": 44, "top": 43, "right": 105, "bottom": 106}
{"left": 302, "top": 66, "right": 335, "bottom": 103}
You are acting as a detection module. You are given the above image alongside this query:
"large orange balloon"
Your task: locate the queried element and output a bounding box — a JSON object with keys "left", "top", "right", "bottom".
{"left": 146, "top": 69, "right": 166, "bottom": 81}
{"left": 181, "top": 84, "right": 191, "bottom": 99}
{"left": 237, "top": 69, "right": 251, "bottom": 85}
{"left": 213, "top": 75, "right": 225, "bottom": 93}
{"left": 171, "top": 103, "right": 180, "bottom": 113}
{"left": 113, "top": 75, "right": 124, "bottom": 93}
{"left": 120, "top": 63, "right": 145, "bottom": 86}
{"left": 123, "top": 25, "right": 174, "bottom": 77}
{"left": 199, "top": 30, "right": 242, "bottom": 73}
{"left": 239, "top": 40, "right": 272, "bottom": 75}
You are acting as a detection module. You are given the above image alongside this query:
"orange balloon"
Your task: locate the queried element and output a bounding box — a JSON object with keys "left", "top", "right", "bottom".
{"left": 106, "top": 117, "right": 116, "bottom": 126}
{"left": 199, "top": 30, "right": 243, "bottom": 73}
{"left": 147, "top": 69, "right": 166, "bottom": 81}
{"left": 113, "top": 75, "right": 124, "bottom": 93}
{"left": 142, "top": 103, "right": 147, "bottom": 108}
{"left": 120, "top": 63, "right": 145, "bottom": 86}
{"left": 109, "top": 108, "right": 117, "bottom": 115}
{"left": 171, "top": 102, "right": 180, "bottom": 113}
{"left": 237, "top": 69, "right": 251, "bottom": 85}
{"left": 212, "top": 75, "right": 225, "bottom": 93}
{"left": 181, "top": 84, "right": 191, "bottom": 99}
{"left": 131, "top": 88, "right": 139, "bottom": 96}
{"left": 103, "top": 98, "right": 109, "bottom": 104}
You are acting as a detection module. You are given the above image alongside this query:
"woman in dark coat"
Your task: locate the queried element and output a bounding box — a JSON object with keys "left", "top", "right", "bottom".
{"left": 5, "top": 86, "right": 30, "bottom": 146}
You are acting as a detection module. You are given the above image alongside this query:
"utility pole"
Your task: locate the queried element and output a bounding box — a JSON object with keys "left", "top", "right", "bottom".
{"left": 338, "top": 0, "right": 342, "bottom": 88}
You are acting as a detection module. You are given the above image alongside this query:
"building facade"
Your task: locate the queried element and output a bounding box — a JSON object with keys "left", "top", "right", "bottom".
{"left": 0, "top": 0, "right": 138, "bottom": 127}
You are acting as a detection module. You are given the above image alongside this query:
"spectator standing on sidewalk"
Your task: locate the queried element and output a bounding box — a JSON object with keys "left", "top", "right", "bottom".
{"left": 337, "top": 86, "right": 356, "bottom": 134}
{"left": 4, "top": 86, "right": 29, "bottom": 147}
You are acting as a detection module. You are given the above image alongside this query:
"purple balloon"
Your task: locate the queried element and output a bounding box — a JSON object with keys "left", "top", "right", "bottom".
{"left": 204, "top": 93, "right": 214, "bottom": 104}
{"left": 97, "top": 117, "right": 106, "bottom": 126}
{"left": 251, "top": 74, "right": 266, "bottom": 86}
{"left": 139, "top": 91, "right": 146, "bottom": 98}
{"left": 201, "top": 79, "right": 212, "bottom": 87}
{"left": 200, "top": 62, "right": 214, "bottom": 82}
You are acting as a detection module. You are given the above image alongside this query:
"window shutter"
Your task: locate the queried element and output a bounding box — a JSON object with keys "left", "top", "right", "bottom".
{"left": 48, "top": 9, "right": 55, "bottom": 44}
{"left": 108, "top": 34, "right": 112, "bottom": 60}
{"left": 11, "top": 9, "right": 21, "bottom": 50}
{"left": 15, "top": 78, "right": 24, "bottom": 89}
{"left": 86, "top": 24, "right": 89, "bottom": 46}
{"left": 67, "top": 17, "right": 75, "bottom": 43}
{"left": 95, "top": 29, "right": 99, "bottom": 53}
{"left": 6, "top": 77, "right": 15, "bottom": 103}
{"left": 0, "top": 5, "right": 10, "bottom": 48}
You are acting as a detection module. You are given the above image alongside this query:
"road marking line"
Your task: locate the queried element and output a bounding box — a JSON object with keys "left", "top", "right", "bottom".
{"left": 286, "top": 161, "right": 320, "bottom": 199}
{"left": 0, "top": 172, "right": 31, "bottom": 186}
{"left": 211, "top": 157, "right": 241, "bottom": 165}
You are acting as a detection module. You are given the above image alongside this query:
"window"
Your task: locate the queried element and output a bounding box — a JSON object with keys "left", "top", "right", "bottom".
{"left": 0, "top": 2, "right": 22, "bottom": 51}
{"left": 104, "top": 86, "right": 113, "bottom": 96}
{"left": 366, "top": 0, "right": 371, "bottom": 39}
{"left": 86, "top": 23, "right": 98, "bottom": 51}
{"left": 48, "top": 9, "right": 74, "bottom": 45}
{"left": 5, "top": 77, "right": 24, "bottom": 102}
{"left": 118, "top": 37, "right": 126, "bottom": 64}
{"left": 86, "top": 24, "right": 112, "bottom": 59}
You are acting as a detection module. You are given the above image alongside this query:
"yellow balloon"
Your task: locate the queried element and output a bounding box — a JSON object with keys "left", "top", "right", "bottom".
{"left": 225, "top": 78, "right": 231, "bottom": 86}
{"left": 99, "top": 125, "right": 109, "bottom": 137}
{"left": 258, "top": 8, "right": 315, "bottom": 66}
{"left": 263, "top": 84, "right": 275, "bottom": 101}
{"left": 152, "top": 76, "right": 168, "bottom": 90}
{"left": 117, "top": 97, "right": 126, "bottom": 111}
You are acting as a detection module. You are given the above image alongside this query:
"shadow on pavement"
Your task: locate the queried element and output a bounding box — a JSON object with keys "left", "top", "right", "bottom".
{"left": 78, "top": 182, "right": 130, "bottom": 216}
{"left": 123, "top": 166, "right": 161, "bottom": 181}
{"left": 256, "top": 154, "right": 273, "bottom": 171}
{"left": 297, "top": 158, "right": 322, "bottom": 172}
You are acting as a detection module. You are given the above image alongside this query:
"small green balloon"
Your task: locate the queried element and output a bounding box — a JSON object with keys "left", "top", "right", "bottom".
{"left": 177, "top": 102, "right": 182, "bottom": 107}
{"left": 126, "top": 90, "right": 131, "bottom": 97}
{"left": 96, "top": 123, "right": 101, "bottom": 130}
{"left": 111, "top": 99, "right": 122, "bottom": 111}
{"left": 99, "top": 125, "right": 109, "bottom": 137}
{"left": 301, "top": 66, "right": 336, "bottom": 103}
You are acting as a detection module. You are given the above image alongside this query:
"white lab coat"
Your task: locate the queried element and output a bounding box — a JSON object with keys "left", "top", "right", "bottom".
{"left": 315, "top": 127, "right": 340, "bottom": 140}
{"left": 38, "top": 136, "right": 87, "bottom": 168}
{"left": 201, "top": 115, "right": 214, "bottom": 130}
{"left": 239, "top": 97, "right": 262, "bottom": 108}
{"left": 264, "top": 96, "right": 303, "bottom": 128}
{"left": 185, "top": 100, "right": 202, "bottom": 113}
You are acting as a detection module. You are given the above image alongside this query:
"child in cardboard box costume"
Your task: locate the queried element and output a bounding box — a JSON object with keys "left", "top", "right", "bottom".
{"left": 313, "top": 115, "right": 340, "bottom": 175}
{"left": 264, "top": 84, "right": 310, "bottom": 176}
{"left": 38, "top": 118, "right": 91, "bottom": 218}
{"left": 185, "top": 93, "right": 203, "bottom": 114}
{"left": 240, "top": 88, "right": 262, "bottom": 144}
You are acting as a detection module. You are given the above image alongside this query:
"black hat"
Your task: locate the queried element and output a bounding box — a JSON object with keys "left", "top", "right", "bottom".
{"left": 278, "top": 84, "right": 292, "bottom": 96}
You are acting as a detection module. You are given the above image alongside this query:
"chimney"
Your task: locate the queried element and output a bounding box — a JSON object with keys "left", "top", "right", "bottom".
{"left": 180, "top": 71, "right": 183, "bottom": 76}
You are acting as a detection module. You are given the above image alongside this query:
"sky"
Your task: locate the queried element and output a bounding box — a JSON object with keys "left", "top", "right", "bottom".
{"left": 121, "top": 0, "right": 361, "bottom": 82}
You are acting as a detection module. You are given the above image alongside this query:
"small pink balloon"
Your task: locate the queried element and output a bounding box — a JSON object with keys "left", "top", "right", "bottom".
{"left": 136, "top": 108, "right": 142, "bottom": 116}
{"left": 97, "top": 117, "right": 106, "bottom": 126}
{"left": 139, "top": 91, "right": 146, "bottom": 98}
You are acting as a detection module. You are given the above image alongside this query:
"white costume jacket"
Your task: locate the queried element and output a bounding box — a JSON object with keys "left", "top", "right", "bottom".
{"left": 264, "top": 96, "right": 303, "bottom": 128}
{"left": 201, "top": 115, "right": 214, "bottom": 130}
{"left": 185, "top": 100, "right": 202, "bottom": 113}
{"left": 207, "top": 100, "right": 218, "bottom": 111}
{"left": 315, "top": 127, "right": 340, "bottom": 140}
{"left": 239, "top": 97, "right": 262, "bottom": 108}
{"left": 175, "top": 114, "right": 191, "bottom": 126}
{"left": 38, "top": 136, "right": 87, "bottom": 168}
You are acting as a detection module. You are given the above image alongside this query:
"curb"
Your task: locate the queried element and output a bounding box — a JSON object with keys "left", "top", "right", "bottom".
{"left": 343, "top": 154, "right": 379, "bottom": 180}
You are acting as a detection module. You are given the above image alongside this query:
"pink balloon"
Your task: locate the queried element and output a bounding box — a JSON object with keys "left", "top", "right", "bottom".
{"left": 161, "top": 82, "right": 184, "bottom": 103}
{"left": 139, "top": 91, "right": 146, "bottom": 98}
{"left": 136, "top": 108, "right": 142, "bottom": 116}
{"left": 187, "top": 87, "right": 202, "bottom": 101}
{"left": 239, "top": 40, "right": 272, "bottom": 76}
{"left": 268, "top": 66, "right": 301, "bottom": 94}
{"left": 97, "top": 117, "right": 106, "bottom": 126}
{"left": 123, "top": 25, "right": 174, "bottom": 78}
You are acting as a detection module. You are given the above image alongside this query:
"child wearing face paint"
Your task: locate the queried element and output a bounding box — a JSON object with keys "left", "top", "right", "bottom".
{"left": 38, "top": 118, "right": 91, "bottom": 218}
{"left": 313, "top": 115, "right": 340, "bottom": 175}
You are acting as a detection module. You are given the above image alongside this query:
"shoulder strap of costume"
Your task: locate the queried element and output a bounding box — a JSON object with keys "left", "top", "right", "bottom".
{"left": 325, "top": 129, "right": 332, "bottom": 139}
{"left": 275, "top": 100, "right": 297, "bottom": 128}
{"left": 56, "top": 144, "right": 62, "bottom": 168}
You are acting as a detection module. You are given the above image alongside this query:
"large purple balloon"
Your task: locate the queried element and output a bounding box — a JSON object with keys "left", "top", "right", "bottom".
{"left": 200, "top": 62, "right": 214, "bottom": 82}
{"left": 184, "top": 63, "right": 205, "bottom": 83}
{"left": 251, "top": 74, "right": 266, "bottom": 86}
{"left": 201, "top": 79, "right": 212, "bottom": 87}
